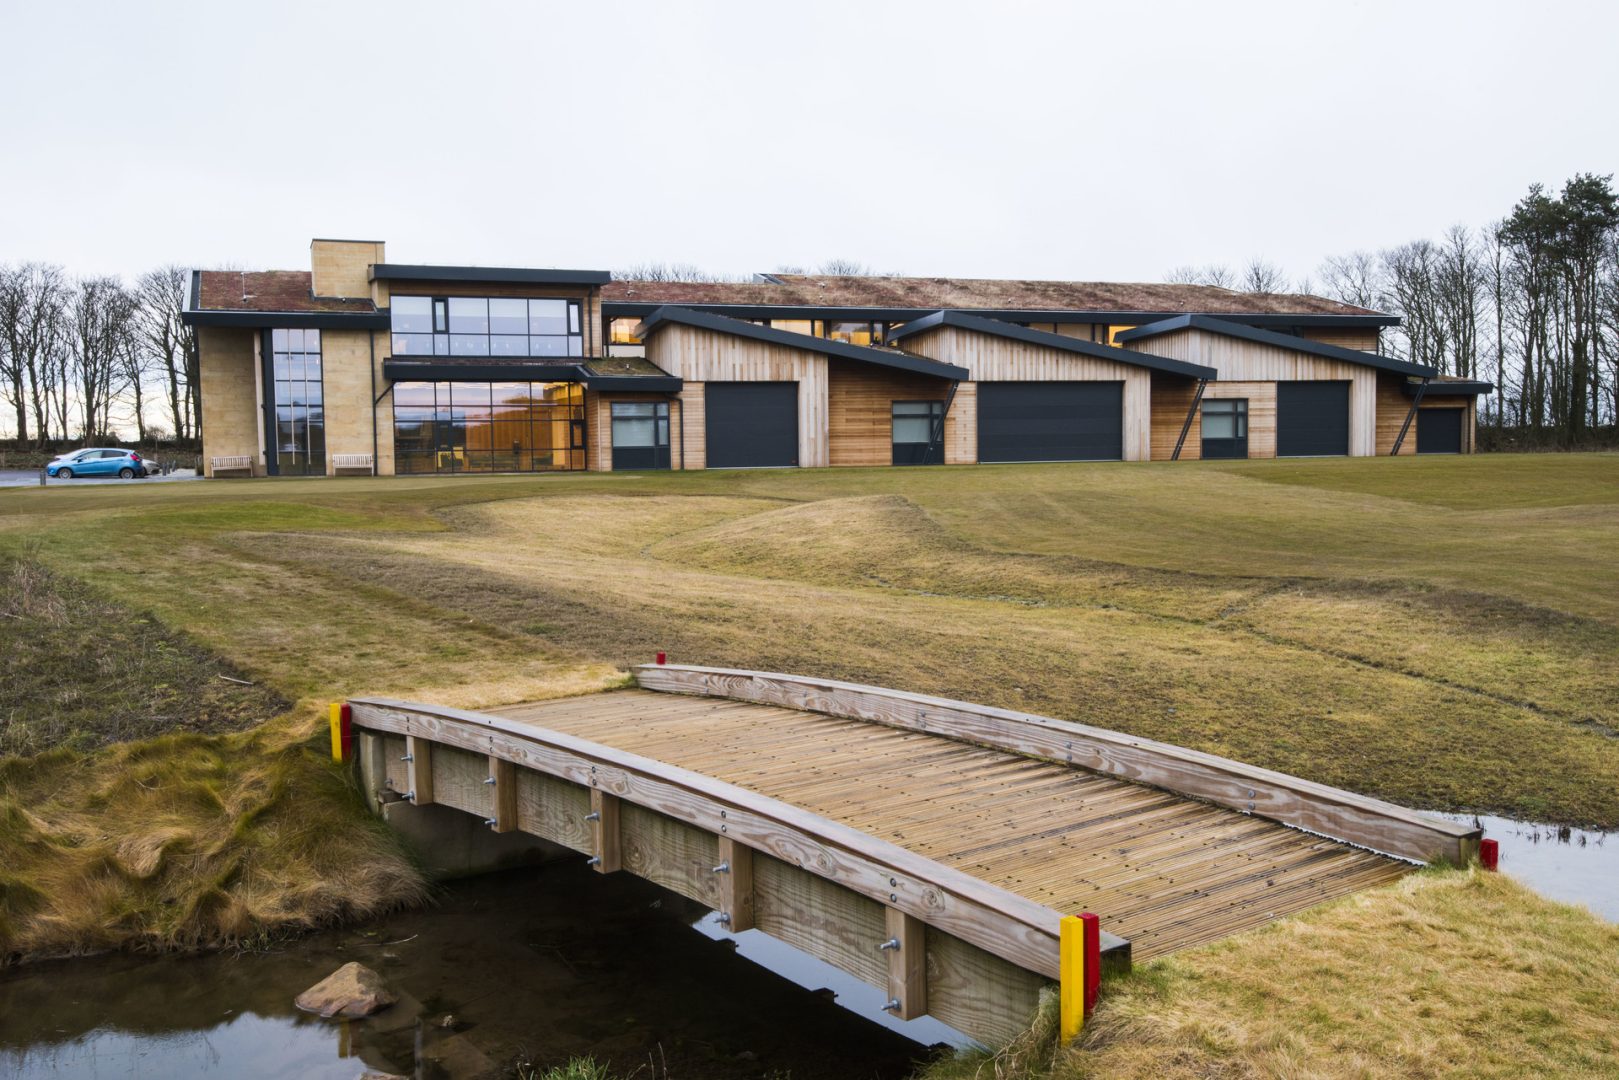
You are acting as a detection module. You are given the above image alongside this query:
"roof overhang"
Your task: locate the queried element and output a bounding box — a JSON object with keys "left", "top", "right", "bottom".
{"left": 890, "top": 310, "right": 1217, "bottom": 379}
{"left": 381, "top": 359, "right": 682, "bottom": 391}
{"left": 637, "top": 306, "right": 970, "bottom": 380}
{"left": 1117, "top": 314, "right": 1437, "bottom": 379}
{"left": 182, "top": 309, "right": 390, "bottom": 330}
{"left": 372, "top": 264, "right": 611, "bottom": 286}
{"left": 604, "top": 299, "right": 1400, "bottom": 329}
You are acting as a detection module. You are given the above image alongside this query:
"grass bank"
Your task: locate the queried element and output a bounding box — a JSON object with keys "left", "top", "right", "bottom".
{"left": 923, "top": 868, "right": 1619, "bottom": 1080}
{"left": 1, "top": 454, "right": 1615, "bottom": 1074}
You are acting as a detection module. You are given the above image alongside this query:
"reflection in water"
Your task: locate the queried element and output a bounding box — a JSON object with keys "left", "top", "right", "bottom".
{"left": 1439, "top": 812, "right": 1616, "bottom": 921}
{"left": 0, "top": 861, "right": 933, "bottom": 1079}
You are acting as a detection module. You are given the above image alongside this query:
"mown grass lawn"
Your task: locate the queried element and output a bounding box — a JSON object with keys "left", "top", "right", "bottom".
{"left": 1, "top": 453, "right": 1616, "bottom": 1076}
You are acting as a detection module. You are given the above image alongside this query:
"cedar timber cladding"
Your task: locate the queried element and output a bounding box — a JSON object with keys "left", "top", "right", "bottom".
{"left": 1149, "top": 373, "right": 1202, "bottom": 461}
{"left": 1375, "top": 371, "right": 1418, "bottom": 456}
{"left": 827, "top": 358, "right": 959, "bottom": 467}
{"left": 643, "top": 322, "right": 832, "bottom": 468}
{"left": 1125, "top": 327, "right": 1379, "bottom": 457}
{"left": 896, "top": 323, "right": 1154, "bottom": 462}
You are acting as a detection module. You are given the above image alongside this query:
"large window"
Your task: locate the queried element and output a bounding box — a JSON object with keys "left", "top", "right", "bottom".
{"left": 272, "top": 328, "right": 324, "bottom": 474}
{"left": 824, "top": 320, "right": 885, "bottom": 345}
{"left": 392, "top": 381, "right": 586, "bottom": 474}
{"left": 610, "top": 401, "right": 671, "bottom": 469}
{"left": 1201, "top": 398, "right": 1249, "bottom": 460}
{"left": 391, "top": 296, "right": 583, "bottom": 359}
{"left": 892, "top": 400, "right": 944, "bottom": 465}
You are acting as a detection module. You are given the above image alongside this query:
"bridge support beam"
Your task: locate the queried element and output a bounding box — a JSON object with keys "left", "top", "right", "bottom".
{"left": 715, "top": 837, "right": 755, "bottom": 931}
{"left": 884, "top": 908, "right": 928, "bottom": 1020}
{"left": 590, "top": 789, "right": 622, "bottom": 873}
{"left": 405, "top": 735, "right": 434, "bottom": 806}
{"left": 488, "top": 755, "right": 517, "bottom": 833}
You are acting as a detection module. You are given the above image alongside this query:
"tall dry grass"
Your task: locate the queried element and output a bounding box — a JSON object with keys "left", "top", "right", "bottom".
{"left": 922, "top": 869, "right": 1619, "bottom": 1080}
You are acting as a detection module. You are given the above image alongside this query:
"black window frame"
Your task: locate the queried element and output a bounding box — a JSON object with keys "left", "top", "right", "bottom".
{"left": 891, "top": 399, "right": 945, "bottom": 466}
{"left": 390, "top": 294, "right": 584, "bottom": 359}
{"left": 1200, "top": 398, "right": 1249, "bottom": 460}
{"left": 267, "top": 327, "right": 325, "bottom": 476}
{"left": 609, "top": 400, "right": 672, "bottom": 470}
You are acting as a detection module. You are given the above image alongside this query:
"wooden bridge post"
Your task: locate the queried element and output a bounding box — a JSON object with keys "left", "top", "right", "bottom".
{"left": 715, "top": 837, "right": 755, "bottom": 931}
{"left": 487, "top": 755, "right": 517, "bottom": 833}
{"left": 589, "top": 788, "right": 621, "bottom": 873}
{"left": 405, "top": 735, "right": 435, "bottom": 806}
{"left": 883, "top": 908, "right": 928, "bottom": 1020}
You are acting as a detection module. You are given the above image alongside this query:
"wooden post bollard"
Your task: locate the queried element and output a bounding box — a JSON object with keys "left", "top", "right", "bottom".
{"left": 1059, "top": 914, "right": 1084, "bottom": 1042}
{"left": 1060, "top": 912, "right": 1102, "bottom": 1042}
{"left": 328, "top": 702, "right": 352, "bottom": 763}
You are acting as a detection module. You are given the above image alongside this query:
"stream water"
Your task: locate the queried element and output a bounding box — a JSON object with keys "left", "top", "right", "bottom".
{"left": 1441, "top": 812, "right": 1617, "bottom": 921}
{"left": 0, "top": 861, "right": 952, "bottom": 1080}
{"left": 0, "top": 814, "right": 1610, "bottom": 1080}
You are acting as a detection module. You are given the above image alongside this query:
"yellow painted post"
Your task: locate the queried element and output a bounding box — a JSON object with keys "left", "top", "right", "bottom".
{"left": 329, "top": 702, "right": 345, "bottom": 763}
{"left": 1059, "top": 914, "right": 1085, "bottom": 1043}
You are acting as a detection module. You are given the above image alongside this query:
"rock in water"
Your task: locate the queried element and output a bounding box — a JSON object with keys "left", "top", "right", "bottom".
{"left": 294, "top": 962, "right": 398, "bottom": 1019}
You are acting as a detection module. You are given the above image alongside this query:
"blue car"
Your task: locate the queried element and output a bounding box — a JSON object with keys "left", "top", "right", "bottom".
{"left": 45, "top": 447, "right": 148, "bottom": 480}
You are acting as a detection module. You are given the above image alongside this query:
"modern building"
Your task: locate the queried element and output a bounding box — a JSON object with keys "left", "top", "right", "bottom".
{"left": 182, "top": 239, "right": 1489, "bottom": 477}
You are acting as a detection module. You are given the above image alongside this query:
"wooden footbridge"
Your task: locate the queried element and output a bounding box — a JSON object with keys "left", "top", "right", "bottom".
{"left": 346, "top": 665, "right": 1480, "bottom": 1046}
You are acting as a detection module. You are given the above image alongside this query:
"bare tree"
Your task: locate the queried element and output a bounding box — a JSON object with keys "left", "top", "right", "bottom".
{"left": 65, "top": 277, "right": 134, "bottom": 440}
{"left": 613, "top": 262, "right": 746, "bottom": 283}
{"left": 0, "top": 263, "right": 68, "bottom": 445}
{"left": 1164, "top": 264, "right": 1236, "bottom": 289}
{"left": 1317, "top": 251, "right": 1384, "bottom": 311}
{"left": 815, "top": 258, "right": 873, "bottom": 276}
{"left": 133, "top": 266, "right": 195, "bottom": 440}
{"left": 1240, "top": 258, "right": 1290, "bottom": 294}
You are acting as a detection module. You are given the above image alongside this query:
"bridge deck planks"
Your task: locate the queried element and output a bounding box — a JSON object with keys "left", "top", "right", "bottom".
{"left": 494, "top": 690, "right": 1408, "bottom": 960}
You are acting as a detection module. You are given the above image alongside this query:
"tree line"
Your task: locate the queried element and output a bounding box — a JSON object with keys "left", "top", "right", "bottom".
{"left": 0, "top": 265, "right": 196, "bottom": 446}
{"left": 1170, "top": 173, "right": 1619, "bottom": 444}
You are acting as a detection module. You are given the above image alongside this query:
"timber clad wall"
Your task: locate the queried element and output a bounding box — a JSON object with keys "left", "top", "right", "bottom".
{"left": 645, "top": 324, "right": 830, "bottom": 468}
{"left": 1375, "top": 371, "right": 1417, "bottom": 456}
{"left": 827, "top": 359, "right": 957, "bottom": 467}
{"left": 1205, "top": 382, "right": 1279, "bottom": 458}
{"left": 1128, "top": 328, "right": 1377, "bottom": 457}
{"left": 197, "top": 327, "right": 261, "bottom": 476}
{"left": 586, "top": 390, "right": 686, "bottom": 472}
{"left": 1149, "top": 375, "right": 1201, "bottom": 461}
{"left": 1301, "top": 327, "right": 1382, "bottom": 352}
{"left": 899, "top": 325, "right": 1151, "bottom": 461}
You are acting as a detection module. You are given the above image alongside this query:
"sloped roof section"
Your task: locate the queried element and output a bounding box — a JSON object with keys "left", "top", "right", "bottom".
{"left": 1117, "top": 314, "right": 1437, "bottom": 378}
{"left": 184, "top": 270, "right": 389, "bottom": 329}
{"left": 889, "top": 310, "right": 1217, "bottom": 379}
{"left": 638, "top": 306, "right": 970, "bottom": 380}
{"left": 604, "top": 274, "right": 1389, "bottom": 319}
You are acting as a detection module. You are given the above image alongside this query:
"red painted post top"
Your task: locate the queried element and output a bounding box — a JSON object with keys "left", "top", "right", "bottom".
{"left": 655, "top": 652, "right": 667, "bottom": 665}
{"left": 1480, "top": 837, "right": 1499, "bottom": 871}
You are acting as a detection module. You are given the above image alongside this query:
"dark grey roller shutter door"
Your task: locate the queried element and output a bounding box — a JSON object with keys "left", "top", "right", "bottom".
{"left": 1416, "top": 408, "right": 1463, "bottom": 454}
{"left": 1276, "top": 381, "right": 1350, "bottom": 457}
{"left": 978, "top": 382, "right": 1123, "bottom": 462}
{"left": 705, "top": 382, "right": 798, "bottom": 468}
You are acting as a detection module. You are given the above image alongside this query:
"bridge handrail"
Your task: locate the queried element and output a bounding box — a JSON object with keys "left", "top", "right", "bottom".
{"left": 348, "top": 695, "right": 1130, "bottom": 979}
{"left": 634, "top": 665, "right": 1481, "bottom": 865}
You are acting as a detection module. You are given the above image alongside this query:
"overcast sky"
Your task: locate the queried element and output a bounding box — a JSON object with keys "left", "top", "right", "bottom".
{"left": 3, "top": 0, "right": 1615, "bottom": 289}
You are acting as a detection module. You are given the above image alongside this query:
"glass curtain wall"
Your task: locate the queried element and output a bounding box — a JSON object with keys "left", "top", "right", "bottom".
{"left": 393, "top": 381, "right": 586, "bottom": 474}
{"left": 391, "top": 296, "right": 584, "bottom": 358}
{"left": 272, "top": 329, "right": 324, "bottom": 474}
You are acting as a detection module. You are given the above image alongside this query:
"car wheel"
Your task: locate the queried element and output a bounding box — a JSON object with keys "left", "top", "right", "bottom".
{"left": 58, "top": 467, "right": 73, "bottom": 479}
{"left": 119, "top": 467, "right": 136, "bottom": 479}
